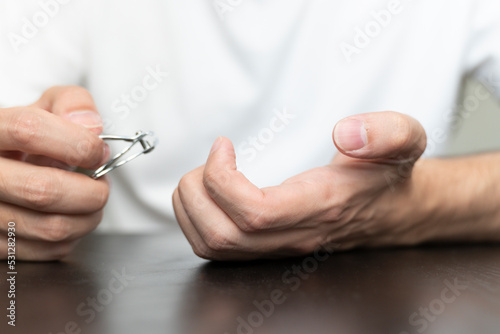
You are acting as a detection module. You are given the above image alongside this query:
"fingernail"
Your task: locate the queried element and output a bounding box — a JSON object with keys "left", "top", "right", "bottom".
{"left": 210, "top": 137, "right": 223, "bottom": 154}
{"left": 65, "top": 110, "right": 103, "bottom": 129}
{"left": 334, "top": 119, "right": 367, "bottom": 152}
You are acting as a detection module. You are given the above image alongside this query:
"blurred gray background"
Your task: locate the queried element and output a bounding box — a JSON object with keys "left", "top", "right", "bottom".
{"left": 444, "top": 78, "right": 500, "bottom": 156}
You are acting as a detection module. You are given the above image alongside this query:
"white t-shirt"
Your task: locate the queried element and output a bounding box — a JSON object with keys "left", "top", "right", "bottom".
{"left": 1, "top": 0, "right": 499, "bottom": 232}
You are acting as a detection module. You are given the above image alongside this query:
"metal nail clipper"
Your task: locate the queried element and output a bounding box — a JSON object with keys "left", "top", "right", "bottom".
{"left": 91, "top": 130, "right": 157, "bottom": 179}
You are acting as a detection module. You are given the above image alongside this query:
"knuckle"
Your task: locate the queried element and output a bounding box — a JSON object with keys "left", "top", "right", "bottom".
{"left": 202, "top": 170, "right": 218, "bottom": 192}
{"left": 8, "top": 109, "right": 43, "bottom": 147}
{"left": 235, "top": 209, "right": 268, "bottom": 232}
{"left": 42, "top": 85, "right": 67, "bottom": 97}
{"left": 93, "top": 182, "right": 110, "bottom": 211}
{"left": 85, "top": 133, "right": 103, "bottom": 154}
{"left": 49, "top": 85, "right": 95, "bottom": 109}
{"left": 205, "top": 229, "right": 236, "bottom": 252}
{"left": 178, "top": 173, "right": 195, "bottom": 191}
{"left": 391, "top": 113, "right": 413, "bottom": 151}
{"left": 203, "top": 170, "right": 229, "bottom": 197}
{"left": 22, "top": 172, "right": 60, "bottom": 210}
{"left": 191, "top": 192, "right": 209, "bottom": 210}
{"left": 66, "top": 133, "right": 103, "bottom": 167}
{"left": 59, "top": 85, "right": 91, "bottom": 98}
{"left": 39, "top": 216, "right": 73, "bottom": 242}
{"left": 80, "top": 134, "right": 103, "bottom": 166}
{"left": 192, "top": 243, "right": 214, "bottom": 260}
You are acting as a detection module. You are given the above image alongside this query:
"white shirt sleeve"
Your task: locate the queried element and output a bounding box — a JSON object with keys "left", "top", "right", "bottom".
{"left": 0, "top": 0, "right": 87, "bottom": 107}
{"left": 463, "top": 0, "right": 500, "bottom": 100}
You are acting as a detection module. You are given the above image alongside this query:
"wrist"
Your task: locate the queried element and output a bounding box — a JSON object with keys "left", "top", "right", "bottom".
{"left": 401, "top": 155, "right": 500, "bottom": 244}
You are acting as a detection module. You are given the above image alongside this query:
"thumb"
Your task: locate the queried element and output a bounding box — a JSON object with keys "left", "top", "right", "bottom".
{"left": 203, "top": 137, "right": 267, "bottom": 231}
{"left": 333, "top": 111, "right": 427, "bottom": 162}
{"left": 33, "top": 86, "right": 103, "bottom": 134}
{"left": 204, "top": 136, "right": 261, "bottom": 203}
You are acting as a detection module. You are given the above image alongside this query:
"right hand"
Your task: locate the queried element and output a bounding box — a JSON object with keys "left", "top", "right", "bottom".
{"left": 0, "top": 86, "right": 110, "bottom": 261}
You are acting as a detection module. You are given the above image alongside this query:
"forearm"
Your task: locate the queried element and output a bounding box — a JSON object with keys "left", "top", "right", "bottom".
{"left": 406, "top": 152, "right": 500, "bottom": 243}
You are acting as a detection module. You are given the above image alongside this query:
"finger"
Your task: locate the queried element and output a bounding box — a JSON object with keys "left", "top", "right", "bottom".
{"left": 202, "top": 137, "right": 269, "bottom": 231}
{"left": 0, "top": 202, "right": 102, "bottom": 242}
{"left": 175, "top": 184, "right": 272, "bottom": 261}
{"left": 33, "top": 86, "right": 103, "bottom": 134}
{"left": 0, "top": 157, "right": 109, "bottom": 214}
{"left": 178, "top": 167, "right": 323, "bottom": 260}
{"left": 333, "top": 111, "right": 427, "bottom": 162}
{"left": 202, "top": 137, "right": 264, "bottom": 230}
{"left": 0, "top": 234, "right": 78, "bottom": 261}
{"left": 0, "top": 107, "right": 106, "bottom": 168}
{"left": 173, "top": 187, "right": 215, "bottom": 259}
{"left": 24, "top": 154, "right": 76, "bottom": 171}
{"left": 23, "top": 144, "right": 110, "bottom": 171}
{"left": 0, "top": 106, "right": 106, "bottom": 169}
{"left": 203, "top": 137, "right": 333, "bottom": 232}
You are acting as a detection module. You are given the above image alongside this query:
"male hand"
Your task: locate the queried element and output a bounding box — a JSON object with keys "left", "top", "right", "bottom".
{"left": 0, "top": 86, "right": 109, "bottom": 261}
{"left": 173, "top": 111, "right": 427, "bottom": 260}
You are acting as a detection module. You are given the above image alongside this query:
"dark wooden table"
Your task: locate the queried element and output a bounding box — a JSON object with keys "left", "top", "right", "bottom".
{"left": 2, "top": 231, "right": 500, "bottom": 334}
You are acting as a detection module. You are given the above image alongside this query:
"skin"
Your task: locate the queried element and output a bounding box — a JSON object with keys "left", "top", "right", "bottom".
{"left": 2, "top": 86, "right": 499, "bottom": 261}
{"left": 0, "top": 86, "right": 109, "bottom": 261}
{"left": 173, "top": 112, "right": 500, "bottom": 260}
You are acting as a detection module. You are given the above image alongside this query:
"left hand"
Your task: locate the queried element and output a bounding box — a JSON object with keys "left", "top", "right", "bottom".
{"left": 173, "top": 111, "right": 427, "bottom": 260}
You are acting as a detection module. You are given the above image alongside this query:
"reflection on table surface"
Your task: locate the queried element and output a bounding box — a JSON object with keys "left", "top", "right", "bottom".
{"left": 2, "top": 232, "right": 500, "bottom": 334}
